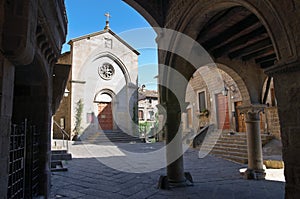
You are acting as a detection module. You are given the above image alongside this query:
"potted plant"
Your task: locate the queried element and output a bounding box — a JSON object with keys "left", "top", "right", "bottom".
{"left": 200, "top": 109, "right": 209, "bottom": 118}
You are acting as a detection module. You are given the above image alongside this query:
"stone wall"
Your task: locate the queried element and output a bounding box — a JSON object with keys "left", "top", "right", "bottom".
{"left": 265, "top": 106, "right": 281, "bottom": 140}
{"left": 53, "top": 53, "right": 72, "bottom": 139}
{"left": 185, "top": 66, "right": 244, "bottom": 131}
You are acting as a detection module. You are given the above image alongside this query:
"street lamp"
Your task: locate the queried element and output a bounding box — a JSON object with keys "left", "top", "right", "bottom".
{"left": 64, "top": 88, "right": 70, "bottom": 97}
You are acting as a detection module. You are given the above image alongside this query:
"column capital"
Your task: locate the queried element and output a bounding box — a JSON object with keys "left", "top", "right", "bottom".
{"left": 237, "top": 104, "right": 266, "bottom": 122}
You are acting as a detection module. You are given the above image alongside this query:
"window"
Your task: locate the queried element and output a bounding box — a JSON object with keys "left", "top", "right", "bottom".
{"left": 138, "top": 110, "right": 144, "bottom": 120}
{"left": 198, "top": 91, "right": 206, "bottom": 112}
{"left": 187, "top": 108, "right": 192, "bottom": 128}
{"left": 148, "top": 111, "right": 154, "bottom": 121}
{"left": 98, "top": 63, "right": 115, "bottom": 80}
{"left": 86, "top": 112, "right": 95, "bottom": 123}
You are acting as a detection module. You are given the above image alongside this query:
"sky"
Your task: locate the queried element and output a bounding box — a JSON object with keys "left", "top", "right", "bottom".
{"left": 63, "top": 0, "right": 158, "bottom": 90}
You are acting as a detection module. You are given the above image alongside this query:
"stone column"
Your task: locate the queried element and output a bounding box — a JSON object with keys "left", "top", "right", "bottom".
{"left": 158, "top": 92, "right": 192, "bottom": 189}
{"left": 165, "top": 102, "right": 186, "bottom": 186}
{"left": 0, "top": 56, "right": 15, "bottom": 199}
{"left": 239, "top": 105, "right": 266, "bottom": 180}
{"left": 270, "top": 66, "right": 300, "bottom": 198}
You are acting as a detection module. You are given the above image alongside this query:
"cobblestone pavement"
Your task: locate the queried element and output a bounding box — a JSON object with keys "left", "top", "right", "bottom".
{"left": 51, "top": 142, "right": 285, "bottom": 199}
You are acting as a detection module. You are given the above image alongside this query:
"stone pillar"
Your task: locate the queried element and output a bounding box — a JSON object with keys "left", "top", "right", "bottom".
{"left": 158, "top": 91, "right": 193, "bottom": 189}
{"left": 0, "top": 55, "right": 15, "bottom": 199}
{"left": 165, "top": 102, "right": 186, "bottom": 186}
{"left": 239, "top": 105, "right": 266, "bottom": 180}
{"left": 34, "top": 90, "right": 52, "bottom": 198}
{"left": 271, "top": 67, "right": 300, "bottom": 198}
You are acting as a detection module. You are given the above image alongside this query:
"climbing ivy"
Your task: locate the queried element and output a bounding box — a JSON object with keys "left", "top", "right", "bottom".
{"left": 73, "top": 99, "right": 84, "bottom": 139}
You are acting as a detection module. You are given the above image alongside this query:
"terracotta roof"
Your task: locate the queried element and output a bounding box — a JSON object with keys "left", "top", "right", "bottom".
{"left": 138, "top": 89, "right": 158, "bottom": 100}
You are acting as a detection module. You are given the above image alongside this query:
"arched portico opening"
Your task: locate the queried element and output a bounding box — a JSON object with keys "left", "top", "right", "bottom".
{"left": 152, "top": 0, "right": 290, "bottom": 189}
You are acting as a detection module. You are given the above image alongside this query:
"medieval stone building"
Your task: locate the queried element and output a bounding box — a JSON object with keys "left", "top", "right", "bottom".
{"left": 53, "top": 20, "right": 139, "bottom": 140}
{"left": 2, "top": 0, "right": 300, "bottom": 198}
{"left": 184, "top": 66, "right": 281, "bottom": 139}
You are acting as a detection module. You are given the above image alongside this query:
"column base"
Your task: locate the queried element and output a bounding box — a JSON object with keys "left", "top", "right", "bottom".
{"left": 243, "top": 169, "right": 266, "bottom": 180}
{"left": 157, "top": 172, "right": 193, "bottom": 190}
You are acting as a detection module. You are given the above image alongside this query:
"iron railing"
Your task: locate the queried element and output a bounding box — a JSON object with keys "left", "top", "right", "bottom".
{"left": 53, "top": 120, "right": 69, "bottom": 152}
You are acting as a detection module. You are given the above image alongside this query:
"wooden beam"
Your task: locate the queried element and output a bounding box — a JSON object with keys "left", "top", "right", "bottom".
{"left": 260, "top": 59, "right": 276, "bottom": 68}
{"left": 212, "top": 27, "right": 267, "bottom": 58}
{"left": 255, "top": 54, "right": 277, "bottom": 64}
{"left": 198, "top": 7, "right": 251, "bottom": 43}
{"left": 228, "top": 38, "right": 273, "bottom": 59}
{"left": 202, "top": 14, "right": 259, "bottom": 50}
{"left": 241, "top": 46, "right": 274, "bottom": 61}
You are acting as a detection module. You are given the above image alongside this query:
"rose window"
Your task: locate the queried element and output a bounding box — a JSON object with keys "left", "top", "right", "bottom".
{"left": 98, "top": 63, "right": 115, "bottom": 80}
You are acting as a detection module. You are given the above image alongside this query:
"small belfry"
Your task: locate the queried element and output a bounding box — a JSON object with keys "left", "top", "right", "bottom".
{"left": 104, "top": 12, "right": 111, "bottom": 30}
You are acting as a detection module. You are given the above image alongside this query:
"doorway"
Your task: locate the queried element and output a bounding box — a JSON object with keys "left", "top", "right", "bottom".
{"left": 98, "top": 102, "right": 113, "bottom": 130}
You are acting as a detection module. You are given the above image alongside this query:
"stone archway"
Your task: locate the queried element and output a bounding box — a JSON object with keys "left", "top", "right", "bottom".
{"left": 144, "top": 0, "right": 294, "bottom": 189}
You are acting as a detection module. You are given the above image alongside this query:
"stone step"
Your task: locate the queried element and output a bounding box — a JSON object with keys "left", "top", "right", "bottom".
{"left": 201, "top": 140, "right": 247, "bottom": 148}
{"left": 51, "top": 149, "right": 68, "bottom": 154}
{"left": 210, "top": 149, "right": 248, "bottom": 158}
{"left": 194, "top": 131, "right": 274, "bottom": 164}
{"left": 213, "top": 154, "right": 248, "bottom": 164}
{"left": 51, "top": 153, "right": 72, "bottom": 161}
{"left": 51, "top": 150, "right": 71, "bottom": 172}
{"left": 83, "top": 131, "right": 142, "bottom": 143}
{"left": 202, "top": 145, "right": 248, "bottom": 153}
{"left": 51, "top": 160, "right": 68, "bottom": 172}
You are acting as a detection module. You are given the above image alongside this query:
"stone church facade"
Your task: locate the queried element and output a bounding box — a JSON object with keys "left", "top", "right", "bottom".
{"left": 53, "top": 24, "right": 139, "bottom": 140}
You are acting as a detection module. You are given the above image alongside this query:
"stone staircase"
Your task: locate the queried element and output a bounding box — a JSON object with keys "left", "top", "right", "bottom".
{"left": 82, "top": 130, "right": 142, "bottom": 144}
{"left": 195, "top": 131, "right": 274, "bottom": 164}
{"left": 51, "top": 149, "right": 72, "bottom": 172}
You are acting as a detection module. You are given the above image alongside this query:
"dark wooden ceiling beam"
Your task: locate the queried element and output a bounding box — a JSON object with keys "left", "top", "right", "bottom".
{"left": 241, "top": 46, "right": 274, "bottom": 61}
{"left": 202, "top": 14, "right": 259, "bottom": 50}
{"left": 228, "top": 38, "right": 273, "bottom": 59}
{"left": 197, "top": 7, "right": 251, "bottom": 43}
{"left": 260, "top": 59, "right": 276, "bottom": 68}
{"left": 210, "top": 22, "right": 263, "bottom": 52}
{"left": 212, "top": 26, "right": 267, "bottom": 58}
{"left": 255, "top": 54, "right": 277, "bottom": 64}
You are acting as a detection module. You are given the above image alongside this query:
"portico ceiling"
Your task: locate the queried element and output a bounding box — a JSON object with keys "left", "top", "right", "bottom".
{"left": 197, "top": 6, "right": 277, "bottom": 69}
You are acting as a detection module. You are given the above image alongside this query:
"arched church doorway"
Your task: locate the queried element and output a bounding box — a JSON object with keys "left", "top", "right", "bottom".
{"left": 96, "top": 93, "right": 114, "bottom": 131}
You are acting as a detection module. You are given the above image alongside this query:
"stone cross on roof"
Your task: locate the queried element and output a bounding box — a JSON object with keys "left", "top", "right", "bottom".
{"left": 105, "top": 12, "right": 111, "bottom": 21}
{"left": 104, "top": 12, "right": 111, "bottom": 30}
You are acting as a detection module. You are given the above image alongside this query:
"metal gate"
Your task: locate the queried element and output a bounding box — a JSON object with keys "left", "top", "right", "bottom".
{"left": 7, "top": 119, "right": 40, "bottom": 199}
{"left": 25, "top": 123, "right": 40, "bottom": 198}
{"left": 7, "top": 121, "right": 26, "bottom": 199}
